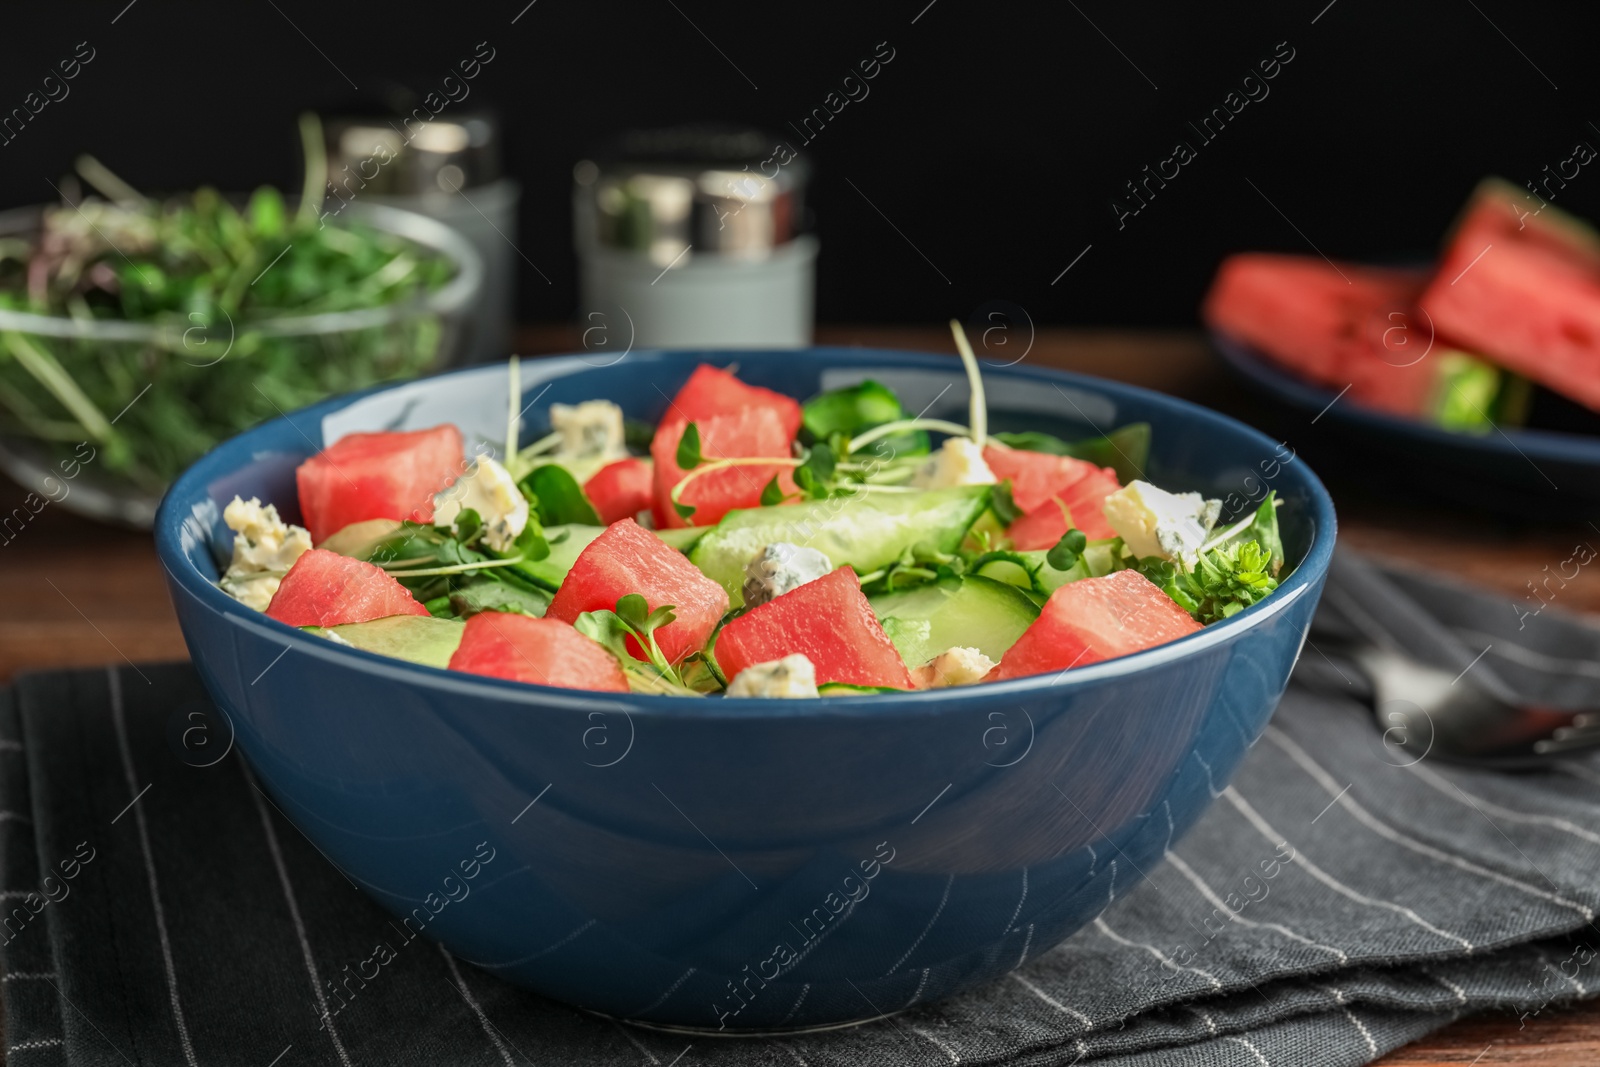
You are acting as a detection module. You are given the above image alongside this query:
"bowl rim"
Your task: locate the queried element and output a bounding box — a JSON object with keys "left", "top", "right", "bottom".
{"left": 154, "top": 347, "right": 1338, "bottom": 718}
{"left": 0, "top": 200, "right": 484, "bottom": 339}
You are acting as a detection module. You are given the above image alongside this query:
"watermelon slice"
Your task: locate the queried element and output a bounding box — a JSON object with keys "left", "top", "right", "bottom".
{"left": 1419, "top": 180, "right": 1600, "bottom": 413}
{"left": 1006, "top": 466, "right": 1121, "bottom": 549}
{"left": 983, "top": 445, "right": 1104, "bottom": 514}
{"left": 651, "top": 411, "right": 797, "bottom": 529}
{"left": 265, "top": 548, "right": 428, "bottom": 628}
{"left": 666, "top": 364, "right": 803, "bottom": 439}
{"left": 988, "top": 569, "right": 1203, "bottom": 681}
{"left": 448, "top": 612, "right": 628, "bottom": 691}
{"left": 295, "top": 425, "right": 464, "bottom": 545}
{"left": 1204, "top": 255, "right": 1438, "bottom": 418}
{"left": 545, "top": 518, "right": 729, "bottom": 663}
{"left": 585, "top": 457, "right": 654, "bottom": 525}
{"left": 716, "top": 567, "right": 915, "bottom": 690}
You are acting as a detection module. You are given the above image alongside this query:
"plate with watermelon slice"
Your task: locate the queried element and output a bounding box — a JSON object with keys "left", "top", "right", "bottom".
{"left": 153, "top": 339, "right": 1334, "bottom": 1029}
{"left": 1205, "top": 178, "right": 1600, "bottom": 518}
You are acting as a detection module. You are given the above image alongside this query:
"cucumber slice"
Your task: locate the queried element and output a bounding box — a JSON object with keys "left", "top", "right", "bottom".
{"left": 510, "top": 523, "right": 604, "bottom": 590}
{"left": 689, "top": 487, "right": 991, "bottom": 607}
{"left": 973, "top": 540, "right": 1124, "bottom": 599}
{"left": 304, "top": 614, "right": 464, "bottom": 669}
{"left": 871, "top": 574, "right": 1039, "bottom": 667}
{"left": 653, "top": 526, "right": 707, "bottom": 554}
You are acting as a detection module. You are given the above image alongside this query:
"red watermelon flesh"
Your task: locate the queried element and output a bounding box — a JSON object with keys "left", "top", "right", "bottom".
{"left": 1444, "top": 177, "right": 1600, "bottom": 277}
{"left": 651, "top": 411, "right": 797, "bottom": 529}
{"left": 546, "top": 518, "right": 729, "bottom": 663}
{"left": 585, "top": 457, "right": 654, "bottom": 525}
{"left": 667, "top": 363, "right": 803, "bottom": 439}
{"left": 447, "top": 612, "right": 628, "bottom": 691}
{"left": 716, "top": 567, "right": 914, "bottom": 690}
{"left": 295, "top": 425, "right": 464, "bottom": 545}
{"left": 1420, "top": 185, "right": 1600, "bottom": 413}
{"left": 983, "top": 445, "right": 1103, "bottom": 514}
{"left": 1006, "top": 466, "right": 1121, "bottom": 549}
{"left": 1204, "top": 254, "right": 1436, "bottom": 418}
{"left": 265, "top": 548, "right": 428, "bottom": 628}
{"left": 988, "top": 569, "right": 1203, "bottom": 681}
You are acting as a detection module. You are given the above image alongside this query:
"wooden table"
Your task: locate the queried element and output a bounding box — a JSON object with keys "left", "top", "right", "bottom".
{"left": 1, "top": 326, "right": 1596, "bottom": 1065}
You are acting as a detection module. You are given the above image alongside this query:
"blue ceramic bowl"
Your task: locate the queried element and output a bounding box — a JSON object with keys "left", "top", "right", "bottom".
{"left": 155, "top": 348, "right": 1335, "bottom": 1032}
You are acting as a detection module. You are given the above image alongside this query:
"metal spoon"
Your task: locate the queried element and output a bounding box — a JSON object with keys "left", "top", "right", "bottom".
{"left": 1344, "top": 643, "right": 1599, "bottom": 770}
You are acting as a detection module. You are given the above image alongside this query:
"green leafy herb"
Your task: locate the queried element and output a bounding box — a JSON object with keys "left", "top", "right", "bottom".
{"left": 575, "top": 594, "right": 685, "bottom": 688}
{"left": 793, "top": 442, "right": 837, "bottom": 500}
{"left": 800, "top": 380, "right": 929, "bottom": 456}
{"left": 453, "top": 507, "right": 484, "bottom": 546}
{"left": 1046, "top": 528, "right": 1088, "bottom": 571}
{"left": 519, "top": 463, "right": 602, "bottom": 526}
{"left": 447, "top": 578, "right": 552, "bottom": 619}
{"left": 857, "top": 540, "right": 965, "bottom": 596}
{"left": 992, "top": 423, "right": 1151, "bottom": 485}
{"left": 990, "top": 481, "right": 1022, "bottom": 526}
{"left": 1135, "top": 539, "right": 1280, "bottom": 624}
{"left": 1205, "top": 492, "right": 1283, "bottom": 577}
{"left": 759, "top": 474, "right": 785, "bottom": 507}
{"left": 676, "top": 422, "right": 703, "bottom": 469}
{"left": 0, "top": 138, "right": 456, "bottom": 489}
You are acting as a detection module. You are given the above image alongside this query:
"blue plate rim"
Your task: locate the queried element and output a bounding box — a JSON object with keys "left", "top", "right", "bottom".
{"left": 1211, "top": 328, "right": 1600, "bottom": 463}
{"left": 154, "top": 346, "right": 1337, "bottom": 716}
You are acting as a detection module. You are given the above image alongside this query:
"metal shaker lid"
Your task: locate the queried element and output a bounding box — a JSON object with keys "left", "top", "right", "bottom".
{"left": 322, "top": 111, "right": 503, "bottom": 197}
{"left": 574, "top": 125, "right": 809, "bottom": 264}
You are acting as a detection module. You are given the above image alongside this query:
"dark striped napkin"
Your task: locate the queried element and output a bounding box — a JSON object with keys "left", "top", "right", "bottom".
{"left": 5, "top": 552, "right": 1600, "bottom": 1067}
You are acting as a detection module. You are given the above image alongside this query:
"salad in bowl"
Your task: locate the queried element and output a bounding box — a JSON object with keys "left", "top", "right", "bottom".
{"left": 155, "top": 338, "right": 1331, "bottom": 1030}
{"left": 216, "top": 324, "right": 1289, "bottom": 698}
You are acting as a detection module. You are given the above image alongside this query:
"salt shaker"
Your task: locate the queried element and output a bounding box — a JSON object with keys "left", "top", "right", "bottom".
{"left": 573, "top": 125, "right": 817, "bottom": 349}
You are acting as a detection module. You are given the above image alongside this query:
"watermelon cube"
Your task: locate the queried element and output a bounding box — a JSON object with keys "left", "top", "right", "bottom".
{"left": 447, "top": 612, "right": 628, "bottom": 691}
{"left": 1204, "top": 255, "right": 1436, "bottom": 418}
{"left": 295, "top": 425, "right": 464, "bottom": 545}
{"left": 667, "top": 363, "right": 803, "bottom": 439}
{"left": 983, "top": 445, "right": 1104, "bottom": 514}
{"left": 716, "top": 567, "right": 914, "bottom": 690}
{"left": 265, "top": 548, "right": 428, "bottom": 628}
{"left": 1006, "top": 466, "right": 1121, "bottom": 549}
{"left": 988, "top": 569, "right": 1203, "bottom": 681}
{"left": 1419, "top": 182, "right": 1600, "bottom": 413}
{"left": 651, "top": 411, "right": 797, "bottom": 529}
{"left": 545, "top": 518, "right": 729, "bottom": 663}
{"left": 585, "top": 456, "right": 654, "bottom": 525}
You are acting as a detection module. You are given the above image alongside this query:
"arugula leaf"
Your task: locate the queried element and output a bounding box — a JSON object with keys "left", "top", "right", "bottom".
{"left": 1046, "top": 528, "right": 1088, "bottom": 571}
{"left": 1246, "top": 494, "right": 1284, "bottom": 577}
{"left": 520, "top": 464, "right": 602, "bottom": 526}
{"left": 453, "top": 507, "right": 484, "bottom": 546}
{"left": 992, "top": 423, "right": 1151, "bottom": 484}
{"left": 448, "top": 578, "right": 552, "bottom": 619}
{"left": 676, "top": 422, "right": 703, "bottom": 469}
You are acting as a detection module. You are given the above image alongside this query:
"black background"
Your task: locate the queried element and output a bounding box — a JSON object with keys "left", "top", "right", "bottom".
{"left": 5, "top": 0, "right": 1600, "bottom": 327}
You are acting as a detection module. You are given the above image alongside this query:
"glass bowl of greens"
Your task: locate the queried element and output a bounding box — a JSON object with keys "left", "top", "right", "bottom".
{"left": 0, "top": 187, "right": 482, "bottom": 527}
